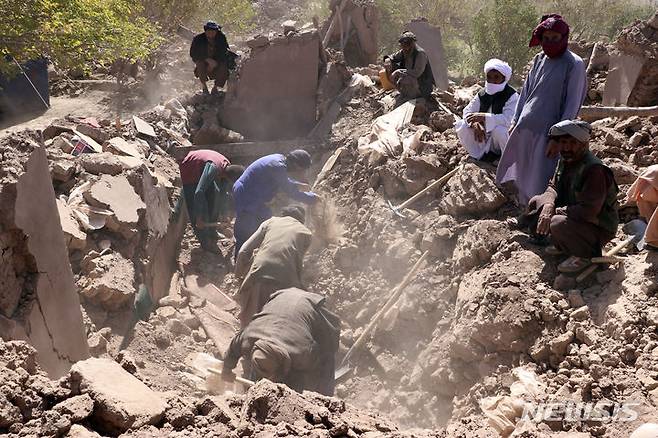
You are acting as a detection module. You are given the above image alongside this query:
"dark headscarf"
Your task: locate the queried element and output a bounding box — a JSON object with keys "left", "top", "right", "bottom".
{"left": 529, "top": 14, "right": 570, "bottom": 47}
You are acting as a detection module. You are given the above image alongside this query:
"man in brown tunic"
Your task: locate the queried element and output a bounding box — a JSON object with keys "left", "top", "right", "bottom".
{"left": 520, "top": 120, "right": 619, "bottom": 273}
{"left": 222, "top": 287, "right": 340, "bottom": 396}
{"left": 234, "top": 205, "right": 312, "bottom": 327}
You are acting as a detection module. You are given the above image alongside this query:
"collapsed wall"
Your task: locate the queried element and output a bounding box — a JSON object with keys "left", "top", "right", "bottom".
{"left": 0, "top": 133, "right": 89, "bottom": 378}
{"left": 322, "top": 0, "right": 379, "bottom": 67}
{"left": 220, "top": 30, "right": 321, "bottom": 140}
{"left": 406, "top": 18, "right": 449, "bottom": 91}
{"left": 603, "top": 11, "right": 658, "bottom": 106}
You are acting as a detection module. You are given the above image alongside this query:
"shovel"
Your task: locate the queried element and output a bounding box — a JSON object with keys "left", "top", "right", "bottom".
{"left": 387, "top": 167, "right": 459, "bottom": 218}
{"left": 335, "top": 251, "right": 430, "bottom": 381}
{"left": 576, "top": 219, "right": 648, "bottom": 283}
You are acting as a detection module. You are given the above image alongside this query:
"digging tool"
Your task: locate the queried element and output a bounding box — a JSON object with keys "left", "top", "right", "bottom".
{"left": 335, "top": 251, "right": 430, "bottom": 380}
{"left": 437, "top": 101, "right": 461, "bottom": 122}
{"left": 576, "top": 219, "right": 648, "bottom": 283}
{"left": 387, "top": 167, "right": 459, "bottom": 218}
{"left": 206, "top": 366, "right": 254, "bottom": 387}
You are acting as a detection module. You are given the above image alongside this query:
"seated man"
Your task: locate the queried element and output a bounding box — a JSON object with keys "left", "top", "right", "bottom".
{"left": 179, "top": 149, "right": 244, "bottom": 252}
{"left": 456, "top": 58, "right": 519, "bottom": 162}
{"left": 521, "top": 120, "right": 619, "bottom": 273}
{"left": 232, "top": 150, "right": 319, "bottom": 258}
{"left": 627, "top": 164, "right": 658, "bottom": 250}
{"left": 234, "top": 206, "right": 312, "bottom": 327}
{"left": 383, "top": 32, "right": 435, "bottom": 102}
{"left": 222, "top": 288, "right": 341, "bottom": 396}
{"left": 190, "top": 21, "right": 230, "bottom": 95}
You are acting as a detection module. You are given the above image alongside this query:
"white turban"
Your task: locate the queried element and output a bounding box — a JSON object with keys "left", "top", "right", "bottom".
{"left": 484, "top": 59, "right": 513, "bottom": 83}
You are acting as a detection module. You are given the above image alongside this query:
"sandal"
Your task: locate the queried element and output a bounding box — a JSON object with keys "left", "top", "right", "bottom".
{"left": 545, "top": 245, "right": 564, "bottom": 256}
{"left": 558, "top": 256, "right": 591, "bottom": 273}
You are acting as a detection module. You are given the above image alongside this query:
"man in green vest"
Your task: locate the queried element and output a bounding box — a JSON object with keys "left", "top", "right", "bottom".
{"left": 522, "top": 120, "right": 619, "bottom": 273}
{"left": 383, "top": 32, "right": 435, "bottom": 103}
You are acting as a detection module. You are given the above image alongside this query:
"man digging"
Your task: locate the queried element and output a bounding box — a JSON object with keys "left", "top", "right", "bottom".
{"left": 520, "top": 120, "right": 619, "bottom": 274}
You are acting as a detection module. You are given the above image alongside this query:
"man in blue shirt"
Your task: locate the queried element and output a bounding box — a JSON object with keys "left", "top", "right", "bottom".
{"left": 232, "top": 150, "right": 319, "bottom": 258}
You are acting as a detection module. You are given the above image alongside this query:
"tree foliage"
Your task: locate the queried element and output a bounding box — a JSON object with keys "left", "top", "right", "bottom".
{"left": 140, "top": 0, "right": 256, "bottom": 34}
{"left": 472, "top": 0, "right": 538, "bottom": 81}
{"left": 0, "top": 0, "right": 161, "bottom": 74}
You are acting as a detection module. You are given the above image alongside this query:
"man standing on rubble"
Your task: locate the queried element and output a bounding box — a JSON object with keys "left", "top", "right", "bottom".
{"left": 496, "top": 14, "right": 587, "bottom": 206}
{"left": 179, "top": 149, "right": 244, "bottom": 252}
{"left": 383, "top": 32, "right": 435, "bottom": 102}
{"left": 232, "top": 150, "right": 319, "bottom": 258}
{"left": 234, "top": 206, "right": 312, "bottom": 327}
{"left": 190, "top": 21, "right": 230, "bottom": 95}
{"left": 222, "top": 287, "right": 340, "bottom": 396}
{"left": 520, "top": 120, "right": 619, "bottom": 273}
{"left": 456, "top": 58, "right": 519, "bottom": 162}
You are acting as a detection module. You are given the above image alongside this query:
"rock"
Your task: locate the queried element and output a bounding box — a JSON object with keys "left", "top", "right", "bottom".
{"left": 154, "top": 328, "right": 172, "bottom": 348}
{"left": 575, "top": 326, "right": 598, "bottom": 346}
{"left": 65, "top": 424, "right": 102, "bottom": 438}
{"left": 78, "top": 253, "right": 135, "bottom": 311}
{"left": 158, "top": 295, "right": 188, "bottom": 309}
{"left": 156, "top": 306, "right": 178, "bottom": 319}
{"left": 420, "top": 227, "right": 454, "bottom": 258}
{"left": 78, "top": 152, "right": 141, "bottom": 176}
{"left": 54, "top": 136, "right": 75, "bottom": 154}
{"left": 51, "top": 159, "right": 77, "bottom": 182}
{"left": 637, "top": 369, "right": 658, "bottom": 390}
{"left": 87, "top": 332, "right": 108, "bottom": 357}
{"left": 453, "top": 220, "right": 510, "bottom": 270}
{"left": 75, "top": 124, "right": 108, "bottom": 144}
{"left": 554, "top": 274, "right": 576, "bottom": 291}
{"left": 571, "top": 306, "right": 590, "bottom": 321}
{"left": 429, "top": 111, "right": 454, "bottom": 133}
{"left": 247, "top": 34, "right": 270, "bottom": 49}
{"left": 333, "top": 244, "right": 359, "bottom": 271}
{"left": 70, "top": 358, "right": 167, "bottom": 434}
{"left": 604, "top": 158, "right": 639, "bottom": 184}
{"left": 115, "top": 350, "right": 138, "bottom": 374}
{"left": 84, "top": 174, "right": 145, "bottom": 237}
{"left": 166, "top": 319, "right": 192, "bottom": 336}
{"left": 53, "top": 394, "right": 94, "bottom": 423}
{"left": 56, "top": 199, "right": 87, "bottom": 250}
{"left": 615, "top": 116, "right": 641, "bottom": 132}
{"left": 568, "top": 290, "right": 586, "bottom": 308}
{"left": 439, "top": 163, "right": 506, "bottom": 216}
{"left": 550, "top": 332, "right": 574, "bottom": 357}
{"left": 43, "top": 123, "right": 74, "bottom": 141}
{"left": 192, "top": 328, "right": 208, "bottom": 343}
{"left": 0, "top": 393, "right": 22, "bottom": 428}
{"left": 196, "top": 396, "right": 238, "bottom": 426}
{"left": 282, "top": 20, "right": 297, "bottom": 33}
{"left": 646, "top": 308, "right": 658, "bottom": 326}
{"left": 601, "top": 127, "right": 625, "bottom": 147}
{"left": 164, "top": 397, "right": 196, "bottom": 430}
{"left": 629, "top": 131, "right": 647, "bottom": 148}
{"left": 105, "top": 137, "right": 143, "bottom": 159}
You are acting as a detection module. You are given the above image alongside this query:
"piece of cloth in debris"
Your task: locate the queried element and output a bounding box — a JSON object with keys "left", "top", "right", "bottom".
{"left": 456, "top": 86, "right": 519, "bottom": 160}
{"left": 235, "top": 216, "right": 312, "bottom": 327}
{"left": 521, "top": 151, "right": 618, "bottom": 257}
{"left": 232, "top": 154, "right": 317, "bottom": 257}
{"left": 627, "top": 164, "right": 658, "bottom": 248}
{"left": 495, "top": 49, "right": 587, "bottom": 205}
{"left": 223, "top": 288, "right": 340, "bottom": 396}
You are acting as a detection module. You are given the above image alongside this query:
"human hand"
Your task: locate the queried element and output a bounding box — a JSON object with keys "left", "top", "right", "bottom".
{"left": 555, "top": 206, "right": 567, "bottom": 216}
{"left": 221, "top": 368, "right": 236, "bottom": 383}
{"left": 472, "top": 123, "right": 486, "bottom": 143}
{"left": 546, "top": 139, "right": 561, "bottom": 159}
{"left": 536, "top": 203, "right": 554, "bottom": 235}
{"left": 465, "top": 113, "right": 486, "bottom": 125}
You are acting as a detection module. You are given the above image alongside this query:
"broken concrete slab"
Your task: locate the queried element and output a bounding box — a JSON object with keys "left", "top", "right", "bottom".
{"left": 133, "top": 115, "right": 157, "bottom": 138}
{"left": 70, "top": 358, "right": 167, "bottom": 434}
{"left": 78, "top": 152, "right": 142, "bottom": 176}
{"left": 84, "top": 174, "right": 145, "bottom": 235}
{"left": 190, "top": 301, "right": 239, "bottom": 354}
{"left": 56, "top": 199, "right": 87, "bottom": 250}
{"left": 406, "top": 18, "right": 449, "bottom": 91}
{"left": 105, "top": 137, "right": 143, "bottom": 159}
{"left": 65, "top": 424, "right": 102, "bottom": 438}
{"left": 220, "top": 31, "right": 320, "bottom": 140}
{"left": 75, "top": 124, "right": 109, "bottom": 145}
{"left": 0, "top": 134, "right": 89, "bottom": 377}
{"left": 322, "top": 0, "right": 379, "bottom": 66}
{"left": 77, "top": 252, "right": 136, "bottom": 311}
{"left": 51, "top": 159, "right": 77, "bottom": 182}
{"left": 53, "top": 394, "right": 94, "bottom": 422}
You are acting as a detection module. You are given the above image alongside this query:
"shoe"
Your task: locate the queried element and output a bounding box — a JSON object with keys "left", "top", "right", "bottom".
{"left": 545, "top": 245, "right": 564, "bottom": 256}
{"left": 558, "top": 256, "right": 591, "bottom": 273}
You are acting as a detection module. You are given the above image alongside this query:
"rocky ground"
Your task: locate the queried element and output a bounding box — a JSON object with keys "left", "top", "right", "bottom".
{"left": 2, "top": 9, "right": 658, "bottom": 438}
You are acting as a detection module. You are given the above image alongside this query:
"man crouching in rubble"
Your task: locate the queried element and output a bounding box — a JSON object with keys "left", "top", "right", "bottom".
{"left": 383, "top": 32, "right": 435, "bottom": 102}
{"left": 232, "top": 150, "right": 320, "bottom": 258}
{"left": 222, "top": 287, "right": 340, "bottom": 396}
{"left": 234, "top": 206, "right": 312, "bottom": 327}
{"left": 520, "top": 120, "right": 619, "bottom": 274}
{"left": 179, "top": 149, "right": 244, "bottom": 252}
{"left": 456, "top": 59, "right": 519, "bottom": 163}
{"left": 190, "top": 21, "right": 230, "bottom": 95}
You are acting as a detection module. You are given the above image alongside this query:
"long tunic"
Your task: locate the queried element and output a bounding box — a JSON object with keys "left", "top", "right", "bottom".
{"left": 223, "top": 288, "right": 340, "bottom": 395}
{"left": 495, "top": 50, "right": 587, "bottom": 205}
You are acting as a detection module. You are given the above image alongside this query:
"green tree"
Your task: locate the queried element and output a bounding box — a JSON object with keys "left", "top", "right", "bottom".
{"left": 0, "top": 0, "right": 160, "bottom": 74}
{"left": 472, "top": 0, "right": 538, "bottom": 82}
{"left": 140, "top": 0, "right": 255, "bottom": 34}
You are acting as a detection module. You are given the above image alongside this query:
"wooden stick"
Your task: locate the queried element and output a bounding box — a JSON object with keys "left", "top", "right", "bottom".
{"left": 579, "top": 105, "right": 658, "bottom": 122}
{"left": 207, "top": 367, "right": 254, "bottom": 387}
{"left": 577, "top": 236, "right": 634, "bottom": 282}
{"left": 396, "top": 167, "right": 459, "bottom": 211}
{"left": 591, "top": 256, "right": 625, "bottom": 264}
{"left": 322, "top": 0, "right": 348, "bottom": 48}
